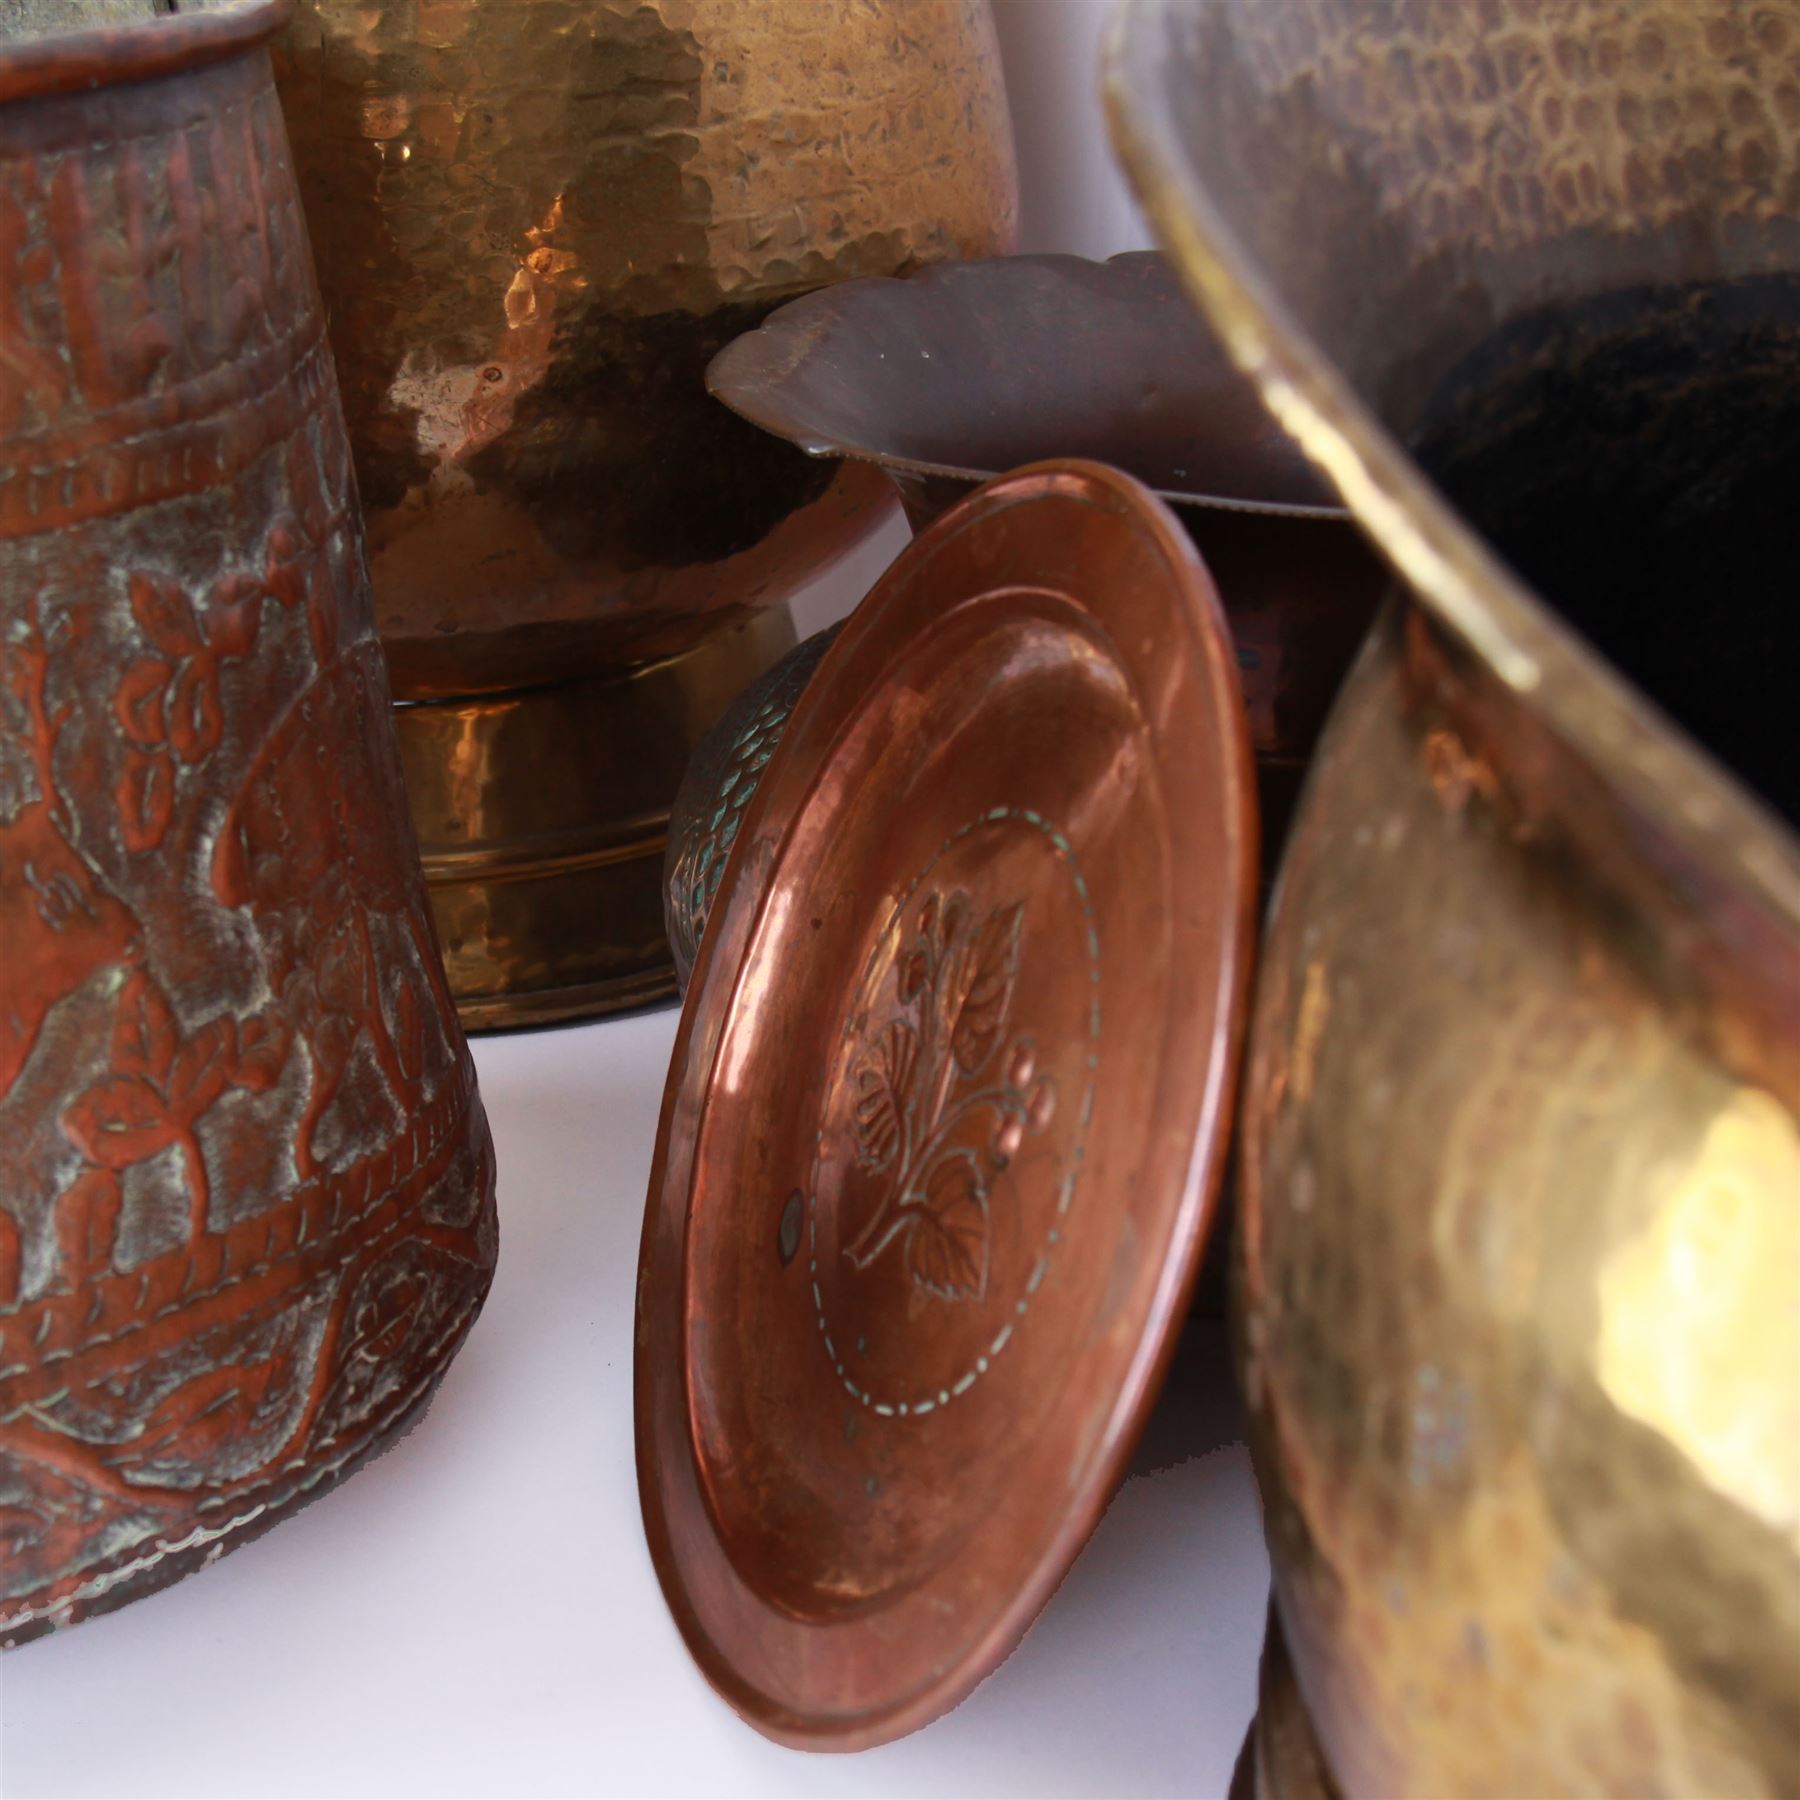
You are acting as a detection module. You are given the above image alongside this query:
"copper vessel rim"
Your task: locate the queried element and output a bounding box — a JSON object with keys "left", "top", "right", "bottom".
{"left": 635, "top": 457, "right": 1257, "bottom": 1750}
{"left": 0, "top": 0, "right": 291, "bottom": 103}
{"left": 706, "top": 251, "right": 1350, "bottom": 524}
{"left": 1104, "top": 0, "right": 1800, "bottom": 927}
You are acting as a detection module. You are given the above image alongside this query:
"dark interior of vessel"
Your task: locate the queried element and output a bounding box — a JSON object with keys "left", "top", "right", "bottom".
{"left": 1412, "top": 275, "right": 1800, "bottom": 826}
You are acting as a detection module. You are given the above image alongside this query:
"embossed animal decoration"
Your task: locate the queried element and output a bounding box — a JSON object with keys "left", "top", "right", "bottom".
{"left": 0, "top": 0, "right": 497, "bottom": 1644}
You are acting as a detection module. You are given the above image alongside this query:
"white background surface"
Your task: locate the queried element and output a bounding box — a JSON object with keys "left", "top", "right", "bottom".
{"left": 0, "top": 6, "right": 1272, "bottom": 1794}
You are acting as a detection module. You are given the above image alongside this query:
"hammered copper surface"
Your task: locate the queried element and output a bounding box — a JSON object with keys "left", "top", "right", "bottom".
{"left": 1111, "top": 1, "right": 1800, "bottom": 1793}
{"left": 0, "top": 0, "right": 496, "bottom": 1644}
{"left": 707, "top": 251, "right": 1387, "bottom": 862}
{"left": 271, "top": 0, "right": 1018, "bottom": 1024}
{"left": 636, "top": 462, "right": 1256, "bottom": 1748}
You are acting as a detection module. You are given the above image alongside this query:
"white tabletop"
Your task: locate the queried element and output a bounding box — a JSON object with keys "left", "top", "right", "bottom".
{"left": 1, "top": 1005, "right": 1268, "bottom": 1800}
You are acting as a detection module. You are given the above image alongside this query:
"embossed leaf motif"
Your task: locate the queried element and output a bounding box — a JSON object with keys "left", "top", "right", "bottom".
{"left": 897, "top": 948, "right": 929, "bottom": 1005}
{"left": 393, "top": 979, "right": 426, "bottom": 1083}
{"left": 204, "top": 574, "right": 266, "bottom": 657}
{"left": 117, "top": 747, "right": 174, "bottom": 854}
{"left": 168, "top": 1018, "right": 237, "bottom": 1117}
{"left": 262, "top": 522, "right": 308, "bottom": 611}
{"left": 317, "top": 920, "right": 369, "bottom": 1016}
{"left": 852, "top": 1018, "right": 918, "bottom": 1172}
{"left": 107, "top": 1358, "right": 287, "bottom": 1473}
{"left": 128, "top": 573, "right": 202, "bottom": 658}
{"left": 344, "top": 1270, "right": 431, "bottom": 1369}
{"left": 54, "top": 1169, "right": 122, "bottom": 1284}
{"left": 115, "top": 659, "right": 172, "bottom": 747}
{"left": 234, "top": 1012, "right": 292, "bottom": 1093}
{"left": 61, "top": 1074, "right": 175, "bottom": 1168}
{"left": 949, "top": 900, "right": 1024, "bottom": 1076}
{"left": 167, "top": 656, "right": 223, "bottom": 764}
{"left": 836, "top": 884, "right": 1051, "bottom": 1303}
{"left": 63, "top": 973, "right": 298, "bottom": 1250}
{"left": 111, "top": 969, "right": 177, "bottom": 1080}
{"left": 0, "top": 1502, "right": 49, "bottom": 1561}
{"left": 905, "top": 1150, "right": 989, "bottom": 1301}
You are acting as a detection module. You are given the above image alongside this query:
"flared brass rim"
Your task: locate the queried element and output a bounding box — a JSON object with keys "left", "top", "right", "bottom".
{"left": 1104, "top": 0, "right": 1800, "bottom": 928}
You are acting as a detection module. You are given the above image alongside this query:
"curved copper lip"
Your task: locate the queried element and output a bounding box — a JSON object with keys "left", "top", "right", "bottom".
{"left": 0, "top": 0, "right": 291, "bottom": 104}
{"left": 707, "top": 250, "right": 1349, "bottom": 522}
{"left": 636, "top": 459, "right": 1257, "bottom": 1750}
{"left": 1104, "top": 0, "right": 1800, "bottom": 925}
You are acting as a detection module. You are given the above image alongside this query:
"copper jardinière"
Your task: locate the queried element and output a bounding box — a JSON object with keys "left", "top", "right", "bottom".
{"left": 272, "top": 0, "right": 1019, "bottom": 1025}
{"left": 0, "top": 0, "right": 496, "bottom": 1643}
{"left": 1112, "top": 0, "right": 1800, "bottom": 1793}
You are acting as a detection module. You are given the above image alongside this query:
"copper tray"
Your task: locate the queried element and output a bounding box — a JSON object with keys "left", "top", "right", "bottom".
{"left": 636, "top": 461, "right": 1256, "bottom": 1747}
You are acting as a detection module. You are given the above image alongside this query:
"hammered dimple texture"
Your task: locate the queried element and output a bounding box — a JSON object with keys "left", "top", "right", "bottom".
{"left": 1241, "top": 616, "right": 1800, "bottom": 1798}
{"left": 1152, "top": 0, "right": 1800, "bottom": 419}
{"left": 273, "top": 0, "right": 1017, "bottom": 675}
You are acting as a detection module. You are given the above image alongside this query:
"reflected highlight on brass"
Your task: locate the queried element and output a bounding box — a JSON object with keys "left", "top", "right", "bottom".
{"left": 1110, "top": 0, "right": 1800, "bottom": 1794}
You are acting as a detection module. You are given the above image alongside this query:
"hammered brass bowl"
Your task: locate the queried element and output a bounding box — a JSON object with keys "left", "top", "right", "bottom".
{"left": 272, "top": 0, "right": 1018, "bottom": 1024}
{"left": 1110, "top": 0, "right": 1800, "bottom": 1794}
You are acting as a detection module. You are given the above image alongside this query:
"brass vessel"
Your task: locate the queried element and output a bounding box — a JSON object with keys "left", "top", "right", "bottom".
{"left": 273, "top": 0, "right": 1018, "bottom": 1025}
{"left": 1111, "top": 0, "right": 1800, "bottom": 1794}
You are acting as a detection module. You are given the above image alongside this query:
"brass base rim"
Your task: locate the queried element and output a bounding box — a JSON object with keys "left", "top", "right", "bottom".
{"left": 392, "top": 606, "right": 798, "bottom": 1030}
{"left": 455, "top": 964, "right": 678, "bottom": 1033}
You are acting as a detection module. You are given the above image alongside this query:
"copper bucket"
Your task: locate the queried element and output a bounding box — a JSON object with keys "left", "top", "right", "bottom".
{"left": 0, "top": 0, "right": 497, "bottom": 1643}
{"left": 1110, "top": 0, "right": 1800, "bottom": 1793}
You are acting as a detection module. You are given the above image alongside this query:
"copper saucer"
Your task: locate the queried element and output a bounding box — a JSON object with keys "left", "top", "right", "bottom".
{"left": 635, "top": 461, "right": 1257, "bottom": 1748}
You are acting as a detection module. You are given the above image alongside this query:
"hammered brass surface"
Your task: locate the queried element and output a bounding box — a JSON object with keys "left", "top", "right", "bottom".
{"left": 273, "top": 0, "right": 1016, "bottom": 684}
{"left": 395, "top": 606, "right": 794, "bottom": 1028}
{"left": 1110, "top": 1, "right": 1800, "bottom": 1794}
{"left": 271, "top": 0, "right": 1015, "bottom": 1020}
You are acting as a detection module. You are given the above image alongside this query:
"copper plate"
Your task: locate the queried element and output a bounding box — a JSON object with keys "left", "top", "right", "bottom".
{"left": 635, "top": 461, "right": 1257, "bottom": 1748}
